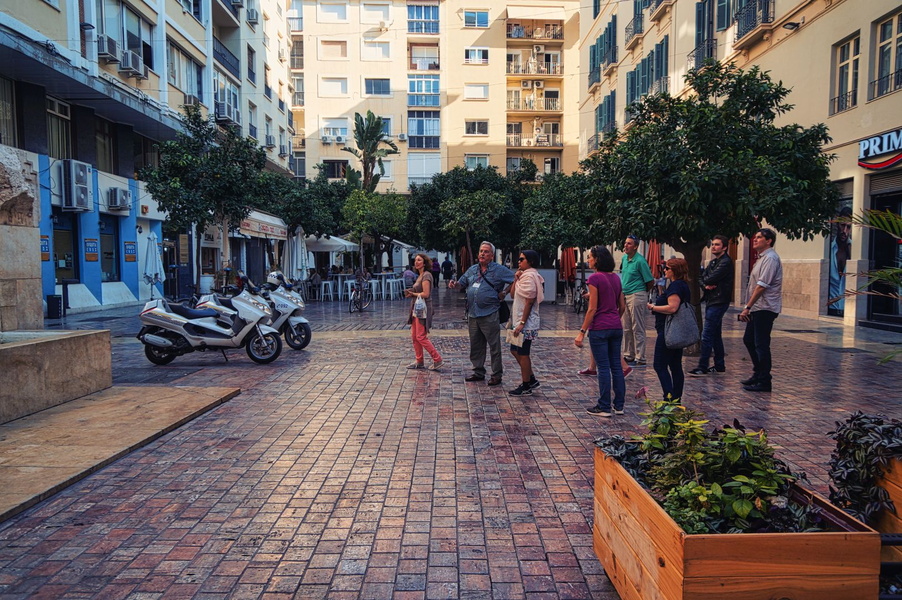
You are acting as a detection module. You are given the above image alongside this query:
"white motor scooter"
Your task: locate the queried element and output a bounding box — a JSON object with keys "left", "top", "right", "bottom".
{"left": 137, "top": 282, "right": 282, "bottom": 365}
{"left": 262, "top": 271, "right": 312, "bottom": 350}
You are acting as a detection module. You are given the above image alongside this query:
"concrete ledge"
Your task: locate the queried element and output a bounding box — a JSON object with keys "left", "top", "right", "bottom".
{"left": 0, "top": 385, "right": 240, "bottom": 523}
{"left": 0, "top": 329, "right": 112, "bottom": 424}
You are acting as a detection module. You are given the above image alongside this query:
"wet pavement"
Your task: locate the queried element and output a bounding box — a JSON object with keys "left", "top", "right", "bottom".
{"left": 1, "top": 287, "right": 899, "bottom": 599}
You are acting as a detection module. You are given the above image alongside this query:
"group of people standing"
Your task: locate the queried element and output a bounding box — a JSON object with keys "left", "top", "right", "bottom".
{"left": 403, "top": 231, "right": 783, "bottom": 415}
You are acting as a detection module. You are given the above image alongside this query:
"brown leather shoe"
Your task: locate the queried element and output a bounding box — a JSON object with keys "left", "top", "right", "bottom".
{"left": 488, "top": 376, "right": 502, "bottom": 386}
{"left": 465, "top": 374, "right": 485, "bottom": 382}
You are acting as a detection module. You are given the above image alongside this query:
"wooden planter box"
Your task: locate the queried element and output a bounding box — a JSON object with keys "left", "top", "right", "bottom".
{"left": 593, "top": 447, "right": 881, "bottom": 600}
{"left": 877, "top": 458, "right": 902, "bottom": 563}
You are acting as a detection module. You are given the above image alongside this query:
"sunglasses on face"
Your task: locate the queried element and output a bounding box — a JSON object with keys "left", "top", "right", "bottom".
{"left": 663, "top": 266, "right": 672, "bottom": 270}
{"left": 518, "top": 257, "right": 526, "bottom": 262}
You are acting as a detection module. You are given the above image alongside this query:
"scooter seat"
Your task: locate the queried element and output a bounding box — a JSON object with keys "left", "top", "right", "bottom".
{"left": 170, "top": 303, "right": 219, "bottom": 320}
{"left": 218, "top": 297, "right": 236, "bottom": 310}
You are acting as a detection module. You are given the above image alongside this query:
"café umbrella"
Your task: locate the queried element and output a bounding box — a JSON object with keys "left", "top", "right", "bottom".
{"left": 143, "top": 231, "right": 166, "bottom": 299}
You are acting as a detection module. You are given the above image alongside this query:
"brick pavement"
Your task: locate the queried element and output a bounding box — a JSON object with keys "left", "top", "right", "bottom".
{"left": 1, "top": 288, "right": 899, "bottom": 599}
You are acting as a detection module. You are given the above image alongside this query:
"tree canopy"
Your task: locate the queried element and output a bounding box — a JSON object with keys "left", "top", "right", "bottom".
{"left": 342, "top": 189, "right": 407, "bottom": 268}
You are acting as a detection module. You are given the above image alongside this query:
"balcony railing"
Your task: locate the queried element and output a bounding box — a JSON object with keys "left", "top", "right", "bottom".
{"left": 506, "top": 24, "right": 563, "bottom": 40}
{"left": 291, "top": 55, "right": 304, "bottom": 70}
{"left": 600, "top": 121, "right": 617, "bottom": 134}
{"left": 625, "top": 14, "right": 644, "bottom": 48}
{"left": 506, "top": 97, "right": 561, "bottom": 111}
{"left": 293, "top": 91, "right": 305, "bottom": 106}
{"left": 249, "top": 124, "right": 258, "bottom": 139}
{"left": 292, "top": 134, "right": 306, "bottom": 149}
{"left": 829, "top": 90, "right": 857, "bottom": 115}
{"left": 506, "top": 133, "right": 562, "bottom": 147}
{"left": 288, "top": 17, "right": 302, "bottom": 31}
{"left": 410, "top": 58, "right": 440, "bottom": 71}
{"left": 870, "top": 69, "right": 902, "bottom": 99}
{"left": 650, "top": 76, "right": 669, "bottom": 95}
{"left": 588, "top": 67, "right": 601, "bottom": 88}
{"left": 464, "top": 56, "right": 488, "bottom": 65}
{"left": 408, "top": 20, "right": 439, "bottom": 34}
{"left": 648, "top": 0, "right": 675, "bottom": 22}
{"left": 735, "top": 0, "right": 774, "bottom": 42}
{"left": 601, "top": 46, "right": 618, "bottom": 71}
{"left": 587, "top": 133, "right": 600, "bottom": 154}
{"left": 687, "top": 39, "right": 717, "bottom": 70}
{"left": 213, "top": 37, "right": 240, "bottom": 79}
{"left": 408, "top": 94, "right": 440, "bottom": 107}
{"left": 506, "top": 61, "right": 563, "bottom": 75}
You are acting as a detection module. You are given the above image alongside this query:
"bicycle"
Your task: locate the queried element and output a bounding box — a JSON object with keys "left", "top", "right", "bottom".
{"left": 348, "top": 279, "right": 373, "bottom": 313}
{"left": 573, "top": 281, "right": 588, "bottom": 314}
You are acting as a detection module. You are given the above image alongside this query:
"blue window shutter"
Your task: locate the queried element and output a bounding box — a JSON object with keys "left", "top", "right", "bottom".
{"left": 696, "top": 2, "right": 707, "bottom": 46}
{"left": 716, "top": 0, "right": 730, "bottom": 30}
{"left": 663, "top": 36, "right": 669, "bottom": 73}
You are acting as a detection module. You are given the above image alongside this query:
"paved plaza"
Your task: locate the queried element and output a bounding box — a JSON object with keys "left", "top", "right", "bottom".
{"left": 1, "top": 287, "right": 900, "bottom": 599}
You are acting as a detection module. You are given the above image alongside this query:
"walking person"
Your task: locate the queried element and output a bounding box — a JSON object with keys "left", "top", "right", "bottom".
{"left": 574, "top": 246, "right": 627, "bottom": 417}
{"left": 620, "top": 235, "right": 655, "bottom": 366}
{"left": 739, "top": 228, "right": 783, "bottom": 392}
{"left": 508, "top": 250, "right": 544, "bottom": 396}
{"left": 404, "top": 254, "right": 444, "bottom": 370}
{"left": 647, "top": 258, "right": 691, "bottom": 402}
{"left": 689, "top": 235, "right": 734, "bottom": 376}
{"left": 449, "top": 241, "right": 515, "bottom": 386}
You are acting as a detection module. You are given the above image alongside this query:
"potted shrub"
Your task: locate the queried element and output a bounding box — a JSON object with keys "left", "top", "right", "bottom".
{"left": 593, "top": 396, "right": 880, "bottom": 600}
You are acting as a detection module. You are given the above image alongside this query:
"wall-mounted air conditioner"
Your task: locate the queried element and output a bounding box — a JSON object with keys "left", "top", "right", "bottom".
{"left": 397, "top": 133, "right": 408, "bottom": 141}
{"left": 521, "top": 80, "right": 533, "bottom": 89}
{"left": 321, "top": 135, "right": 333, "bottom": 144}
{"left": 62, "top": 160, "right": 93, "bottom": 212}
{"left": 246, "top": 8, "right": 258, "bottom": 23}
{"left": 184, "top": 93, "right": 201, "bottom": 106}
{"left": 215, "top": 102, "right": 239, "bottom": 124}
{"left": 533, "top": 45, "right": 545, "bottom": 54}
{"left": 108, "top": 187, "right": 131, "bottom": 210}
{"left": 265, "top": 135, "right": 276, "bottom": 148}
{"left": 334, "top": 135, "right": 346, "bottom": 144}
{"left": 230, "top": 0, "right": 244, "bottom": 7}
{"left": 97, "top": 35, "right": 119, "bottom": 63}
{"left": 118, "top": 50, "right": 143, "bottom": 77}
{"left": 534, "top": 80, "right": 544, "bottom": 89}
{"left": 278, "top": 48, "right": 287, "bottom": 62}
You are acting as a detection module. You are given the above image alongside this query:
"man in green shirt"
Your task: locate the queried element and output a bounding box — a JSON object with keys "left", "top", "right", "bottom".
{"left": 620, "top": 235, "right": 655, "bottom": 365}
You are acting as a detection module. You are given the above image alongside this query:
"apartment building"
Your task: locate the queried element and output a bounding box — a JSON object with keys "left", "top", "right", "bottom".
{"left": 580, "top": 0, "right": 902, "bottom": 331}
{"left": 0, "top": 0, "right": 293, "bottom": 310}
{"left": 290, "top": 0, "right": 581, "bottom": 191}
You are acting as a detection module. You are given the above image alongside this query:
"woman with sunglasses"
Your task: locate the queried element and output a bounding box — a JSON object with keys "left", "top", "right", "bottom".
{"left": 508, "top": 250, "right": 544, "bottom": 396}
{"left": 647, "top": 258, "right": 691, "bottom": 401}
{"left": 574, "top": 246, "right": 627, "bottom": 417}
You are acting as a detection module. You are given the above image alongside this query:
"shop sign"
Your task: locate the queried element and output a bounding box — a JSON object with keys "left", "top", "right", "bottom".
{"left": 240, "top": 218, "right": 287, "bottom": 239}
{"left": 85, "top": 238, "right": 99, "bottom": 262}
{"left": 859, "top": 127, "right": 902, "bottom": 170}
{"left": 40, "top": 236, "right": 50, "bottom": 261}
{"left": 124, "top": 241, "right": 137, "bottom": 262}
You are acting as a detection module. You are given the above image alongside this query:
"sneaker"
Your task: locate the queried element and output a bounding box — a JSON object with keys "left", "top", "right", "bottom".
{"left": 710, "top": 366, "right": 726, "bottom": 374}
{"left": 688, "top": 367, "right": 709, "bottom": 377}
{"left": 623, "top": 355, "right": 635, "bottom": 363}
{"left": 613, "top": 409, "right": 625, "bottom": 415}
{"left": 429, "top": 360, "right": 444, "bottom": 371}
{"left": 635, "top": 359, "right": 646, "bottom": 366}
{"left": 578, "top": 368, "right": 597, "bottom": 376}
{"left": 509, "top": 383, "right": 533, "bottom": 396}
{"left": 406, "top": 362, "right": 425, "bottom": 369}
{"left": 623, "top": 366, "right": 633, "bottom": 378}
{"left": 586, "top": 406, "right": 613, "bottom": 417}
{"left": 527, "top": 378, "right": 541, "bottom": 390}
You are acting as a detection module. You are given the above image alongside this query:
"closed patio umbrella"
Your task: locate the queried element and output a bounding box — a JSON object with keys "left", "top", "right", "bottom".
{"left": 143, "top": 231, "right": 166, "bottom": 299}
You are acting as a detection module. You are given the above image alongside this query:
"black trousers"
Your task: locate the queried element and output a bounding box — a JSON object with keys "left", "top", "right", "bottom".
{"left": 742, "top": 310, "right": 778, "bottom": 383}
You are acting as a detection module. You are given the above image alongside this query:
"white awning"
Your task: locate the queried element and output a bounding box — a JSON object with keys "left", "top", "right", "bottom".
{"left": 304, "top": 235, "right": 359, "bottom": 252}
{"left": 239, "top": 210, "right": 288, "bottom": 240}
{"left": 507, "top": 5, "right": 566, "bottom": 21}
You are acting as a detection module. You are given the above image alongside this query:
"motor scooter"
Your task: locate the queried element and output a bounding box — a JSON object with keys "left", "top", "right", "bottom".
{"left": 136, "top": 283, "right": 282, "bottom": 365}
{"left": 262, "top": 271, "right": 312, "bottom": 350}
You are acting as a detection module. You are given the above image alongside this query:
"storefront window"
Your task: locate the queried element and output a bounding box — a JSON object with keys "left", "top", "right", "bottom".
{"left": 52, "top": 209, "right": 78, "bottom": 282}
{"left": 100, "top": 214, "right": 119, "bottom": 282}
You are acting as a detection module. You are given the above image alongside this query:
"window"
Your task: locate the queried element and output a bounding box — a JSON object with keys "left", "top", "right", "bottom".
{"left": 247, "top": 46, "right": 256, "bottom": 84}
{"left": 408, "top": 152, "right": 440, "bottom": 186}
{"left": 464, "top": 48, "right": 489, "bottom": 64}
{"left": 264, "top": 66, "right": 273, "bottom": 98}
{"left": 293, "top": 76, "right": 305, "bottom": 105}
{"left": 46, "top": 97, "right": 71, "bottom": 160}
{"left": 288, "top": 0, "right": 302, "bottom": 30}
{"left": 180, "top": 0, "right": 202, "bottom": 20}
{"left": 465, "top": 154, "right": 489, "bottom": 170}
{"left": 408, "top": 4, "right": 439, "bottom": 33}
{"left": 124, "top": 6, "right": 154, "bottom": 69}
{"left": 464, "top": 10, "right": 489, "bottom": 28}
{"left": 265, "top": 117, "right": 273, "bottom": 143}
{"left": 320, "top": 40, "right": 348, "bottom": 59}
{"left": 362, "top": 40, "right": 390, "bottom": 60}
{"left": 291, "top": 151, "right": 306, "bottom": 178}
{"left": 291, "top": 40, "right": 304, "bottom": 69}
{"left": 831, "top": 36, "right": 859, "bottom": 114}
{"left": 322, "top": 118, "right": 349, "bottom": 137}
{"left": 214, "top": 70, "right": 240, "bottom": 116}
{"left": 99, "top": 213, "right": 119, "bottom": 282}
{"left": 410, "top": 44, "right": 439, "bottom": 70}
{"left": 248, "top": 103, "right": 258, "bottom": 139}
{"left": 133, "top": 133, "right": 159, "bottom": 172}
{"left": 465, "top": 120, "right": 488, "bottom": 135}
{"left": 365, "top": 78, "right": 391, "bottom": 95}
{"left": 380, "top": 117, "right": 392, "bottom": 136}
{"left": 323, "top": 160, "right": 348, "bottom": 178}
{"left": 408, "top": 74, "right": 440, "bottom": 106}
{"left": 95, "top": 118, "right": 116, "bottom": 173}
{"left": 361, "top": 2, "right": 390, "bottom": 23}
{"left": 320, "top": 77, "right": 349, "bottom": 96}
{"left": 379, "top": 159, "right": 393, "bottom": 180}
{"left": 408, "top": 110, "right": 440, "bottom": 148}
{"left": 0, "top": 76, "right": 16, "bottom": 147}
{"left": 279, "top": 128, "right": 286, "bottom": 152}
{"left": 873, "top": 13, "right": 902, "bottom": 98}
{"left": 716, "top": 0, "right": 731, "bottom": 31}
{"left": 464, "top": 83, "right": 489, "bottom": 100}
{"left": 507, "top": 156, "right": 522, "bottom": 173}
{"left": 168, "top": 43, "right": 202, "bottom": 96}
{"left": 318, "top": 0, "right": 348, "bottom": 22}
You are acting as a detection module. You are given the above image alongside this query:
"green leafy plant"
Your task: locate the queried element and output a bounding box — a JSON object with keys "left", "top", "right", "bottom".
{"left": 828, "top": 411, "right": 902, "bottom": 525}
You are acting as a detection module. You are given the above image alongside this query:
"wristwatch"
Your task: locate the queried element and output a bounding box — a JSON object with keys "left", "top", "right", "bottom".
{"left": 579, "top": 329, "right": 586, "bottom": 334}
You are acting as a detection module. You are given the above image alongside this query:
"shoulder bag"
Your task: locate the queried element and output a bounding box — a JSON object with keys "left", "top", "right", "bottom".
{"left": 664, "top": 302, "right": 700, "bottom": 349}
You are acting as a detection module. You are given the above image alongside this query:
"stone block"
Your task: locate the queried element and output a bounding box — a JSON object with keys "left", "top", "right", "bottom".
{"left": 17, "top": 278, "right": 43, "bottom": 330}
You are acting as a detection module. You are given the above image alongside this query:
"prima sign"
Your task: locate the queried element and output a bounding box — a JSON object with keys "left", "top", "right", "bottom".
{"left": 858, "top": 128, "right": 902, "bottom": 170}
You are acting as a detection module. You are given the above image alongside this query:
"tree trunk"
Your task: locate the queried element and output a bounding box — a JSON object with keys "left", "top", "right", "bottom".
{"left": 194, "top": 224, "right": 204, "bottom": 292}
{"left": 465, "top": 230, "right": 474, "bottom": 270}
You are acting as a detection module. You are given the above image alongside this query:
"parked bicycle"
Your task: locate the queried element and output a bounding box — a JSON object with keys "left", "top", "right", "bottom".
{"left": 573, "top": 281, "right": 588, "bottom": 314}
{"left": 348, "top": 278, "right": 373, "bottom": 313}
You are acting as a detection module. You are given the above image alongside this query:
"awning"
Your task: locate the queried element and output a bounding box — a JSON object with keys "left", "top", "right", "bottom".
{"left": 304, "top": 235, "right": 359, "bottom": 252}
{"left": 507, "top": 5, "right": 566, "bottom": 21}
{"left": 239, "top": 211, "right": 288, "bottom": 240}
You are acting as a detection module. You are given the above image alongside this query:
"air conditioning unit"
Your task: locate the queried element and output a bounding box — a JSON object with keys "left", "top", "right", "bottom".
{"left": 230, "top": 0, "right": 244, "bottom": 7}
{"left": 62, "top": 160, "right": 93, "bottom": 212}
{"left": 214, "top": 102, "right": 239, "bottom": 124}
{"left": 278, "top": 48, "right": 287, "bottom": 62}
{"left": 97, "top": 35, "right": 119, "bottom": 63}
{"left": 118, "top": 50, "right": 142, "bottom": 77}
{"left": 534, "top": 45, "right": 545, "bottom": 54}
{"left": 521, "top": 80, "right": 534, "bottom": 89}
{"left": 279, "top": 145, "right": 288, "bottom": 156}
{"left": 108, "top": 187, "right": 131, "bottom": 210}
{"left": 534, "top": 80, "right": 544, "bottom": 89}
{"left": 265, "top": 135, "right": 276, "bottom": 148}
{"left": 183, "top": 93, "right": 201, "bottom": 106}
{"left": 246, "top": 8, "right": 259, "bottom": 23}
{"left": 334, "top": 135, "right": 346, "bottom": 144}
{"left": 397, "top": 133, "right": 408, "bottom": 141}
{"left": 321, "top": 135, "right": 333, "bottom": 144}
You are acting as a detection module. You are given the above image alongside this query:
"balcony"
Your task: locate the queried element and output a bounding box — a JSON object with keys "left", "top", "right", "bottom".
{"left": 687, "top": 39, "right": 717, "bottom": 70}
{"left": 410, "top": 58, "right": 440, "bottom": 71}
{"left": 587, "top": 133, "right": 600, "bottom": 154}
{"left": 829, "top": 90, "right": 857, "bottom": 115}
{"left": 601, "top": 46, "right": 618, "bottom": 77}
{"left": 213, "top": 37, "right": 240, "bottom": 79}
{"left": 870, "top": 69, "right": 902, "bottom": 100}
{"left": 650, "top": 76, "right": 669, "bottom": 95}
{"left": 506, "top": 61, "right": 563, "bottom": 75}
{"left": 292, "top": 134, "right": 306, "bottom": 149}
{"left": 734, "top": 0, "right": 775, "bottom": 51}
{"left": 506, "top": 23, "right": 563, "bottom": 40}
{"left": 648, "top": 0, "right": 675, "bottom": 23}
{"left": 288, "top": 17, "right": 302, "bottom": 31}
{"left": 408, "top": 20, "right": 439, "bottom": 34}
{"left": 506, "top": 133, "right": 562, "bottom": 147}
{"left": 625, "top": 14, "right": 644, "bottom": 51}
{"left": 588, "top": 67, "right": 601, "bottom": 89}
{"left": 293, "top": 91, "right": 305, "bottom": 106}
{"left": 506, "top": 97, "right": 562, "bottom": 112}
{"left": 408, "top": 94, "right": 440, "bottom": 107}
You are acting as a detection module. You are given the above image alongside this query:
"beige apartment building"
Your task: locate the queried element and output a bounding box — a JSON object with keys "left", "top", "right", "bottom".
{"left": 290, "top": 0, "right": 582, "bottom": 190}
{"left": 580, "top": 0, "right": 902, "bottom": 332}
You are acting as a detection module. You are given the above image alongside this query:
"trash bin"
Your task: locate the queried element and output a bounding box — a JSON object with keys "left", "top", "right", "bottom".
{"left": 46, "top": 294, "right": 63, "bottom": 319}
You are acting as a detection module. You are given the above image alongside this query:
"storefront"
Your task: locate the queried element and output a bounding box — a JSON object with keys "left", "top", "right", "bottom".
{"left": 230, "top": 211, "right": 287, "bottom": 286}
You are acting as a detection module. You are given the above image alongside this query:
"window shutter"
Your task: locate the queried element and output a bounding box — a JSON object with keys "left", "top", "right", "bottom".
{"left": 696, "top": 2, "right": 707, "bottom": 45}
{"left": 716, "top": 0, "right": 730, "bottom": 30}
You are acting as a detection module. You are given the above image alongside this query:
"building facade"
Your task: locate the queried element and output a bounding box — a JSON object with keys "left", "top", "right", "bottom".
{"left": 580, "top": 0, "right": 902, "bottom": 331}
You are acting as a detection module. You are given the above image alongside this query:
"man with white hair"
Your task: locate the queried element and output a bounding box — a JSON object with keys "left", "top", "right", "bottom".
{"left": 449, "top": 241, "right": 515, "bottom": 386}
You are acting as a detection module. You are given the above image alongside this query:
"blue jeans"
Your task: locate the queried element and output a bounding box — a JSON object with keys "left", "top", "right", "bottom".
{"left": 697, "top": 303, "right": 729, "bottom": 370}
{"left": 743, "top": 310, "right": 778, "bottom": 384}
{"left": 588, "top": 329, "right": 626, "bottom": 411}
{"left": 653, "top": 334, "right": 684, "bottom": 400}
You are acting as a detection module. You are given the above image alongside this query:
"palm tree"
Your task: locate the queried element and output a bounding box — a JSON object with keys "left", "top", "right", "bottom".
{"left": 342, "top": 111, "right": 399, "bottom": 194}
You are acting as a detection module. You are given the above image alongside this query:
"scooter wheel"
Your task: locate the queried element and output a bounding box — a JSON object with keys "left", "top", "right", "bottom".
{"left": 145, "top": 344, "right": 176, "bottom": 365}
{"left": 246, "top": 331, "right": 282, "bottom": 364}
{"left": 285, "top": 322, "right": 312, "bottom": 350}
